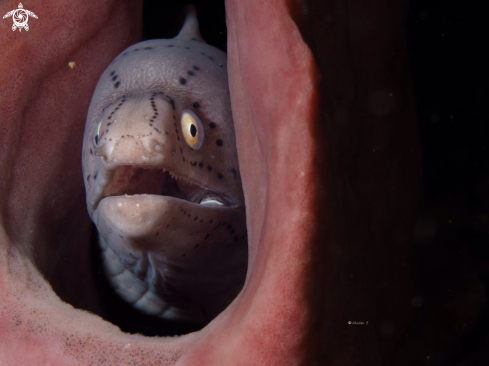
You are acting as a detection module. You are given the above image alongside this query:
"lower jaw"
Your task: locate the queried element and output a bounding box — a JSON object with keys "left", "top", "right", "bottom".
{"left": 0, "top": 0, "right": 420, "bottom": 365}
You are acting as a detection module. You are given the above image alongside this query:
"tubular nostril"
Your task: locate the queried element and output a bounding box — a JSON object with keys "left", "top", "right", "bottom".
{"left": 94, "top": 144, "right": 109, "bottom": 158}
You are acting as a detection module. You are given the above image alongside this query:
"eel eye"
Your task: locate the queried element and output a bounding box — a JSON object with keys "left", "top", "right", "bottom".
{"left": 181, "top": 109, "right": 204, "bottom": 149}
{"left": 94, "top": 117, "right": 102, "bottom": 145}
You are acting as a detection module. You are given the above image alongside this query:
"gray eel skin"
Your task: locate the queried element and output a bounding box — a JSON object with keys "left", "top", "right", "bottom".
{"left": 82, "top": 6, "right": 247, "bottom": 324}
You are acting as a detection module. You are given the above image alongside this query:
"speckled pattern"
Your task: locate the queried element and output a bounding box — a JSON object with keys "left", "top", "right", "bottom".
{"left": 82, "top": 6, "right": 247, "bottom": 323}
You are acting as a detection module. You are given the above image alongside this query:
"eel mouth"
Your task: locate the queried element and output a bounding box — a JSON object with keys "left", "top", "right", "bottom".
{"left": 98, "top": 165, "right": 229, "bottom": 210}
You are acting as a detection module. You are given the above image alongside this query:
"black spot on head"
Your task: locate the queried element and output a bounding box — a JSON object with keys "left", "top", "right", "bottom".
{"left": 110, "top": 71, "right": 115, "bottom": 76}
{"left": 208, "top": 166, "right": 212, "bottom": 171}
{"left": 185, "top": 47, "right": 191, "bottom": 50}
{"left": 167, "top": 45, "right": 174, "bottom": 47}
{"left": 227, "top": 224, "right": 231, "bottom": 229}
{"left": 94, "top": 173, "right": 98, "bottom": 179}
{"left": 194, "top": 216, "right": 198, "bottom": 221}
{"left": 193, "top": 102, "right": 200, "bottom": 109}
{"left": 144, "top": 47, "right": 153, "bottom": 50}
{"left": 155, "top": 232, "right": 159, "bottom": 236}
{"left": 209, "top": 122, "right": 216, "bottom": 128}
{"left": 134, "top": 48, "right": 139, "bottom": 51}
{"left": 191, "top": 161, "right": 197, "bottom": 167}
{"left": 112, "top": 75, "right": 117, "bottom": 81}
{"left": 232, "top": 169, "right": 237, "bottom": 176}
{"left": 194, "top": 244, "right": 199, "bottom": 248}
{"left": 114, "top": 81, "right": 121, "bottom": 88}
{"left": 187, "top": 71, "right": 195, "bottom": 76}
{"left": 90, "top": 148, "right": 93, "bottom": 155}
{"left": 182, "top": 254, "right": 186, "bottom": 257}
{"left": 218, "top": 173, "right": 223, "bottom": 179}
{"left": 210, "top": 220, "right": 213, "bottom": 224}
{"left": 183, "top": 157, "right": 185, "bottom": 162}
{"left": 180, "top": 148, "right": 183, "bottom": 153}
{"left": 216, "top": 139, "right": 223, "bottom": 146}
{"left": 122, "top": 52, "right": 128, "bottom": 56}
{"left": 191, "top": 38, "right": 197, "bottom": 41}
{"left": 208, "top": 56, "right": 214, "bottom": 61}
{"left": 201, "top": 52, "right": 206, "bottom": 56}
{"left": 86, "top": 174, "right": 90, "bottom": 181}
{"left": 179, "top": 78, "right": 187, "bottom": 85}
{"left": 193, "top": 65, "right": 200, "bottom": 71}
{"left": 199, "top": 162, "right": 203, "bottom": 168}
{"left": 205, "top": 234, "right": 209, "bottom": 239}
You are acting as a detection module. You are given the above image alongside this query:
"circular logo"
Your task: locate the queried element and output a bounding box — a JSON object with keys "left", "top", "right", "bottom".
{"left": 12, "top": 9, "right": 28, "bottom": 29}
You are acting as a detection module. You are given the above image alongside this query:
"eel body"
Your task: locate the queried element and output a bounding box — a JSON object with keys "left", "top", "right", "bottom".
{"left": 82, "top": 6, "right": 247, "bottom": 323}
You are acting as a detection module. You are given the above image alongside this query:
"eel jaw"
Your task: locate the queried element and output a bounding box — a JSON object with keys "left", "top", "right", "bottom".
{"left": 92, "top": 164, "right": 231, "bottom": 215}
{"left": 91, "top": 164, "right": 248, "bottom": 323}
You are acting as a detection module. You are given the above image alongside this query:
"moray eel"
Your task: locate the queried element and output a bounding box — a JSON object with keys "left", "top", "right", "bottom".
{"left": 82, "top": 6, "right": 247, "bottom": 323}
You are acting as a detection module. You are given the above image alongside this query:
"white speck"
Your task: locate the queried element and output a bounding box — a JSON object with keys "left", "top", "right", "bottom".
{"left": 136, "top": 203, "right": 140, "bottom": 207}
{"left": 124, "top": 343, "right": 131, "bottom": 350}
{"left": 301, "top": 171, "right": 305, "bottom": 176}
{"left": 155, "top": 144, "right": 162, "bottom": 151}
{"left": 118, "top": 203, "right": 122, "bottom": 207}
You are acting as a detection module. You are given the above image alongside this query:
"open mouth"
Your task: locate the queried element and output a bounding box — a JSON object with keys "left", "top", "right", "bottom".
{"left": 100, "top": 165, "right": 228, "bottom": 209}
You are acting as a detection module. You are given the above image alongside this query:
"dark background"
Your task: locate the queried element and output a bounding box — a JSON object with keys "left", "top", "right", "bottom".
{"left": 94, "top": 0, "right": 489, "bottom": 363}
{"left": 404, "top": 1, "right": 489, "bottom": 364}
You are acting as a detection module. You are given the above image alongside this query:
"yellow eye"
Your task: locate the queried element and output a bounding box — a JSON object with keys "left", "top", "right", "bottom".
{"left": 181, "top": 109, "right": 204, "bottom": 149}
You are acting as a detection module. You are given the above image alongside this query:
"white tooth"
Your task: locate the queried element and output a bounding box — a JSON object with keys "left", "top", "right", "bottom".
{"left": 200, "top": 197, "right": 224, "bottom": 206}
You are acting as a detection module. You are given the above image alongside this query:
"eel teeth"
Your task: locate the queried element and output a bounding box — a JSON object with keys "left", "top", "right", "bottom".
{"left": 163, "top": 167, "right": 197, "bottom": 186}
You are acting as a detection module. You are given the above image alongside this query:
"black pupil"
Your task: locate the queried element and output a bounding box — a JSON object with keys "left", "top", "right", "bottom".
{"left": 190, "top": 124, "right": 197, "bottom": 137}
